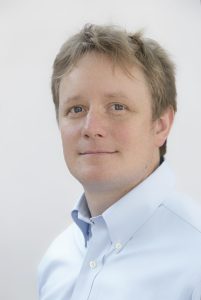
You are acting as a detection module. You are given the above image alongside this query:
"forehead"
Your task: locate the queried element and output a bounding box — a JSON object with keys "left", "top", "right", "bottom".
{"left": 59, "top": 52, "right": 151, "bottom": 105}
{"left": 61, "top": 52, "right": 143, "bottom": 79}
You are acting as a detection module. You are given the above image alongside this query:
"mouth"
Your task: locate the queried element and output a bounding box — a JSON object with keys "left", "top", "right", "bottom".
{"left": 79, "top": 151, "right": 118, "bottom": 155}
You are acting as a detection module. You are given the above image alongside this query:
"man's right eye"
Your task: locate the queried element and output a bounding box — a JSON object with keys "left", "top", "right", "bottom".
{"left": 68, "top": 106, "right": 84, "bottom": 114}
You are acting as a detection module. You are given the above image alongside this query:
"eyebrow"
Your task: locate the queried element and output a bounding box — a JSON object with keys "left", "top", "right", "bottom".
{"left": 64, "top": 91, "right": 130, "bottom": 103}
{"left": 103, "top": 92, "right": 130, "bottom": 100}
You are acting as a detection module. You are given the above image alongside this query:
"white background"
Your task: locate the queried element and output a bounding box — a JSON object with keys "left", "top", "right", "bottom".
{"left": 0, "top": 0, "right": 200, "bottom": 299}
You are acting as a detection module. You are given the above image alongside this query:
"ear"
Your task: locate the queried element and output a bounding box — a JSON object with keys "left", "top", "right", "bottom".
{"left": 153, "top": 106, "right": 175, "bottom": 148}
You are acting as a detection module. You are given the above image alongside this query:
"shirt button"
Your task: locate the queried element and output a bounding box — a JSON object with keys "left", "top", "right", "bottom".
{"left": 115, "top": 242, "right": 122, "bottom": 251}
{"left": 89, "top": 260, "right": 97, "bottom": 269}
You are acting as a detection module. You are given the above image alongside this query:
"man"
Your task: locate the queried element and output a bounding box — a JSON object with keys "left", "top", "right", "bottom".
{"left": 38, "top": 24, "right": 201, "bottom": 299}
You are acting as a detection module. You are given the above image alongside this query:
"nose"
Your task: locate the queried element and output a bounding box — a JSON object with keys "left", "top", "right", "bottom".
{"left": 81, "top": 109, "right": 107, "bottom": 139}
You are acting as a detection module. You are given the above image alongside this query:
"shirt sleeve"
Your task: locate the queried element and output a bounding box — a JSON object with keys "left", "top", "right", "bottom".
{"left": 192, "top": 282, "right": 201, "bottom": 300}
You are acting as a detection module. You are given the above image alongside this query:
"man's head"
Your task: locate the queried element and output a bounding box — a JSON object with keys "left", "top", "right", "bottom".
{"left": 51, "top": 23, "right": 177, "bottom": 157}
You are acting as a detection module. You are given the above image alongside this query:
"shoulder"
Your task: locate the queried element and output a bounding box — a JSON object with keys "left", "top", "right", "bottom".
{"left": 37, "top": 222, "right": 85, "bottom": 295}
{"left": 37, "top": 223, "right": 87, "bottom": 297}
{"left": 40, "top": 222, "right": 84, "bottom": 261}
{"left": 38, "top": 222, "right": 85, "bottom": 278}
{"left": 163, "top": 190, "right": 201, "bottom": 235}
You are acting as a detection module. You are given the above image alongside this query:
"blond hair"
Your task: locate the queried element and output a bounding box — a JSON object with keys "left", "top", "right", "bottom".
{"left": 51, "top": 23, "right": 177, "bottom": 157}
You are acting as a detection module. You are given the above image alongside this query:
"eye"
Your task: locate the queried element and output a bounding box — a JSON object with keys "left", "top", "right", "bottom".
{"left": 64, "top": 105, "right": 87, "bottom": 118}
{"left": 67, "top": 105, "right": 86, "bottom": 116}
{"left": 113, "top": 103, "right": 124, "bottom": 110}
{"left": 71, "top": 106, "right": 83, "bottom": 113}
{"left": 110, "top": 103, "right": 127, "bottom": 111}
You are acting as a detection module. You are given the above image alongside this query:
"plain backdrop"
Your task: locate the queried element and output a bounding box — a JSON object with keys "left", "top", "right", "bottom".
{"left": 0, "top": 0, "right": 200, "bottom": 299}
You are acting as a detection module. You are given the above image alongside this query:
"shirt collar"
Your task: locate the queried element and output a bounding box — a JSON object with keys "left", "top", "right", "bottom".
{"left": 71, "top": 194, "right": 91, "bottom": 247}
{"left": 71, "top": 160, "right": 176, "bottom": 248}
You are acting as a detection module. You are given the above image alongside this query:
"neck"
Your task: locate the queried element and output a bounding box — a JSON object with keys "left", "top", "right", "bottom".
{"left": 85, "top": 185, "right": 134, "bottom": 217}
{"left": 84, "top": 158, "right": 161, "bottom": 217}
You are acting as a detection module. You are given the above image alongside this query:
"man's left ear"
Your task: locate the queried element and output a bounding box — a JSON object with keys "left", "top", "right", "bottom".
{"left": 154, "top": 106, "right": 175, "bottom": 147}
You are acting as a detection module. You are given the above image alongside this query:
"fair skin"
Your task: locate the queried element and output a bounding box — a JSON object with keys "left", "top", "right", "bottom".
{"left": 58, "top": 52, "right": 174, "bottom": 216}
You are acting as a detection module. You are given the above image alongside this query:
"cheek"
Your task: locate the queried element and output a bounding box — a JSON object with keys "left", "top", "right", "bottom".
{"left": 113, "top": 122, "right": 139, "bottom": 145}
{"left": 60, "top": 124, "right": 78, "bottom": 152}
{"left": 116, "top": 130, "right": 132, "bottom": 145}
{"left": 114, "top": 122, "right": 154, "bottom": 152}
{"left": 60, "top": 119, "right": 81, "bottom": 137}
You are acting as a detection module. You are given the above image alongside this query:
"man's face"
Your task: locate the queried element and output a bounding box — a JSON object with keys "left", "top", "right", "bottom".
{"left": 58, "top": 52, "right": 163, "bottom": 193}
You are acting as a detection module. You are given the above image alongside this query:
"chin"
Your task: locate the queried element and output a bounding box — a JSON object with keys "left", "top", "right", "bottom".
{"left": 80, "top": 173, "right": 110, "bottom": 183}
{"left": 74, "top": 170, "right": 116, "bottom": 186}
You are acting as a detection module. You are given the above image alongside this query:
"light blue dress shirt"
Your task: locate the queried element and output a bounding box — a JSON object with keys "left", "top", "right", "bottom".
{"left": 38, "top": 161, "right": 201, "bottom": 299}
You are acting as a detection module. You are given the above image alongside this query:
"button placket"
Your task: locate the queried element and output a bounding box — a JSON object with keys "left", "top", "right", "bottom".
{"left": 71, "top": 216, "right": 110, "bottom": 300}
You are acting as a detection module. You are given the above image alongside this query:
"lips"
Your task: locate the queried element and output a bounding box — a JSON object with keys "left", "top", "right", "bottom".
{"left": 79, "top": 151, "right": 117, "bottom": 155}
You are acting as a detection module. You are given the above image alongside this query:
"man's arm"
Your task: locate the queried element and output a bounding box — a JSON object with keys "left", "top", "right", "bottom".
{"left": 192, "top": 281, "right": 201, "bottom": 300}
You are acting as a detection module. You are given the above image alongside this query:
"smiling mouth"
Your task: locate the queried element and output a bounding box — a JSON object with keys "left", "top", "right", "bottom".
{"left": 80, "top": 151, "right": 117, "bottom": 155}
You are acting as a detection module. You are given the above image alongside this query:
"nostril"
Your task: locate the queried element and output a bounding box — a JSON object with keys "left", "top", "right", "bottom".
{"left": 81, "top": 120, "right": 106, "bottom": 138}
{"left": 84, "top": 132, "right": 103, "bottom": 139}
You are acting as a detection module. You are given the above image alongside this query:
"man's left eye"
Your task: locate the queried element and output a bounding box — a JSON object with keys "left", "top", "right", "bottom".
{"left": 112, "top": 103, "right": 126, "bottom": 110}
